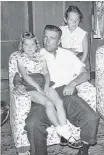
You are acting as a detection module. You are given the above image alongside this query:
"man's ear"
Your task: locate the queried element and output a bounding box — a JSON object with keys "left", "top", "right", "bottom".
{"left": 58, "top": 38, "right": 61, "bottom": 46}
{"left": 64, "top": 17, "right": 67, "bottom": 24}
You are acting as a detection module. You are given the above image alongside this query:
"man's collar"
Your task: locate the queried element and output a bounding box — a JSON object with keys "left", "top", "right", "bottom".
{"left": 46, "top": 47, "right": 58, "bottom": 57}
{"left": 53, "top": 47, "right": 58, "bottom": 56}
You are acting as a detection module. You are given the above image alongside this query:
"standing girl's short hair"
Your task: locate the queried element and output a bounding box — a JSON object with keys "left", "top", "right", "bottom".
{"left": 18, "top": 32, "right": 40, "bottom": 53}
{"left": 64, "top": 5, "right": 83, "bottom": 23}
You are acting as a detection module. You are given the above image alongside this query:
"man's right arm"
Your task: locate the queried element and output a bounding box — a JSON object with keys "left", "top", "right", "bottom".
{"left": 63, "top": 66, "right": 90, "bottom": 96}
{"left": 71, "top": 67, "right": 90, "bottom": 86}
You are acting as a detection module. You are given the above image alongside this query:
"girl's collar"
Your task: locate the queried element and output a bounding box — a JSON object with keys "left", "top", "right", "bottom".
{"left": 67, "top": 25, "right": 79, "bottom": 33}
{"left": 21, "top": 52, "right": 37, "bottom": 60}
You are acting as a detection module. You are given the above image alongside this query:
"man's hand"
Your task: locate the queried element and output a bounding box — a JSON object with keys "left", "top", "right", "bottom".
{"left": 13, "top": 85, "right": 26, "bottom": 96}
{"left": 69, "top": 48, "right": 78, "bottom": 55}
{"left": 63, "top": 81, "right": 77, "bottom": 96}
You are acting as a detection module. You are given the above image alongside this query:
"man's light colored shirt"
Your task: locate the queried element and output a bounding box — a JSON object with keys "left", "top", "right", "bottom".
{"left": 40, "top": 47, "right": 85, "bottom": 88}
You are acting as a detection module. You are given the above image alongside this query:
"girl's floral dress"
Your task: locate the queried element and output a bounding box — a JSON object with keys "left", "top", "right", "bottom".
{"left": 96, "top": 45, "right": 104, "bottom": 119}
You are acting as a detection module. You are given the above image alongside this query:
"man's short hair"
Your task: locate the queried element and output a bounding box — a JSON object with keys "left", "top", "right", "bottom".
{"left": 44, "top": 25, "right": 62, "bottom": 39}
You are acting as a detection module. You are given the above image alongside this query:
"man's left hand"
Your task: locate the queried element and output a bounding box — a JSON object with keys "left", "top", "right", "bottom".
{"left": 63, "top": 82, "right": 77, "bottom": 96}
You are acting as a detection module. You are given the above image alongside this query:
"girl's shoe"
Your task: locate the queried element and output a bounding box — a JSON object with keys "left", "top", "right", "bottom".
{"left": 60, "top": 136, "right": 83, "bottom": 149}
{"left": 60, "top": 136, "right": 67, "bottom": 146}
{"left": 19, "top": 151, "right": 30, "bottom": 155}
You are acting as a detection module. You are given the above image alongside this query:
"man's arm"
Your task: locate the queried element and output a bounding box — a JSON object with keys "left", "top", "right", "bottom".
{"left": 70, "top": 67, "right": 90, "bottom": 87}
{"left": 63, "top": 67, "right": 90, "bottom": 96}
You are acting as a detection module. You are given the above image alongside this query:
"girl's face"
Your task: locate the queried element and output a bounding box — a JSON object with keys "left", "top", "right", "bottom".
{"left": 66, "top": 12, "right": 80, "bottom": 31}
{"left": 23, "top": 39, "right": 36, "bottom": 56}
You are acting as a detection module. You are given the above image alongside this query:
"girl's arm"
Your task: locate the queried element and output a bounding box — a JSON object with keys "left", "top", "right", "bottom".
{"left": 81, "top": 33, "right": 88, "bottom": 63}
{"left": 17, "top": 59, "right": 44, "bottom": 94}
{"left": 42, "top": 59, "right": 50, "bottom": 94}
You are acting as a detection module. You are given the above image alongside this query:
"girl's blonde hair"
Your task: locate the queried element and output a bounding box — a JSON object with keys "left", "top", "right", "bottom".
{"left": 18, "top": 32, "right": 40, "bottom": 53}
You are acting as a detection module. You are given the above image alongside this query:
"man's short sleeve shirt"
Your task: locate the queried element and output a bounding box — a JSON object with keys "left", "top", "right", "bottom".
{"left": 40, "top": 47, "right": 85, "bottom": 88}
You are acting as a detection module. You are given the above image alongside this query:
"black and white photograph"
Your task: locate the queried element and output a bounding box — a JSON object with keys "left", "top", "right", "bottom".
{"left": 1, "top": 1, "right": 104, "bottom": 155}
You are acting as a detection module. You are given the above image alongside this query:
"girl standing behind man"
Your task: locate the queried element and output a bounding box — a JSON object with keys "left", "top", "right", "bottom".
{"left": 60, "top": 5, "right": 88, "bottom": 64}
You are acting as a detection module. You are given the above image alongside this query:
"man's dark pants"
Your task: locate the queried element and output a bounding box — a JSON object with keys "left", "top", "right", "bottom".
{"left": 25, "top": 85, "right": 100, "bottom": 155}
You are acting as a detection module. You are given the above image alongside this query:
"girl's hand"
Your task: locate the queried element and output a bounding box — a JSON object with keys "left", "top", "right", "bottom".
{"left": 36, "top": 86, "right": 45, "bottom": 95}
{"left": 13, "top": 85, "right": 26, "bottom": 96}
{"left": 69, "top": 48, "right": 78, "bottom": 55}
{"left": 44, "top": 85, "right": 50, "bottom": 95}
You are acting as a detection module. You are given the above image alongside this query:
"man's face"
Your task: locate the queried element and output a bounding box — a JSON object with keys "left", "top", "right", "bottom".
{"left": 43, "top": 30, "right": 60, "bottom": 53}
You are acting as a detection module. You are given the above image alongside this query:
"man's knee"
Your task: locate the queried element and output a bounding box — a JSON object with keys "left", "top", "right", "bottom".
{"left": 80, "top": 113, "right": 100, "bottom": 145}
{"left": 25, "top": 116, "right": 41, "bottom": 131}
{"left": 25, "top": 104, "right": 50, "bottom": 133}
{"left": 79, "top": 111, "right": 100, "bottom": 133}
{"left": 25, "top": 106, "right": 44, "bottom": 130}
{"left": 86, "top": 112, "right": 100, "bottom": 123}
{"left": 25, "top": 116, "right": 48, "bottom": 138}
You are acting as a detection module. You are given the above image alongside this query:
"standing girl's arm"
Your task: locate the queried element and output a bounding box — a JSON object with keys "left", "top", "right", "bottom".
{"left": 17, "top": 59, "right": 45, "bottom": 94}
{"left": 81, "top": 33, "right": 88, "bottom": 63}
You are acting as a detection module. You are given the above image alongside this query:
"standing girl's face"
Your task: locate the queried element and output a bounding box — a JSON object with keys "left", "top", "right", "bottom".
{"left": 66, "top": 12, "right": 80, "bottom": 31}
{"left": 23, "top": 39, "right": 36, "bottom": 56}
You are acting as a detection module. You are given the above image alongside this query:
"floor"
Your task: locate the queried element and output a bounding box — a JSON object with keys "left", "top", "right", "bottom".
{"left": 1, "top": 117, "right": 104, "bottom": 155}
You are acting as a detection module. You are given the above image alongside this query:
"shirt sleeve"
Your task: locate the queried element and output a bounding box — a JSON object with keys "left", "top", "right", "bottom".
{"left": 40, "top": 48, "right": 46, "bottom": 58}
{"left": 73, "top": 56, "right": 85, "bottom": 76}
{"left": 68, "top": 51, "right": 85, "bottom": 77}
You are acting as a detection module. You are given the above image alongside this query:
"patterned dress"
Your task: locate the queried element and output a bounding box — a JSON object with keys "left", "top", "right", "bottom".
{"left": 9, "top": 51, "right": 97, "bottom": 153}
{"left": 96, "top": 45, "right": 104, "bottom": 119}
{"left": 18, "top": 52, "right": 44, "bottom": 75}
{"left": 9, "top": 51, "right": 45, "bottom": 153}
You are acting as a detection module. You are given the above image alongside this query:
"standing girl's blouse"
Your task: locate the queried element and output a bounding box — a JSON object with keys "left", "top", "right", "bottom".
{"left": 60, "top": 25, "right": 87, "bottom": 53}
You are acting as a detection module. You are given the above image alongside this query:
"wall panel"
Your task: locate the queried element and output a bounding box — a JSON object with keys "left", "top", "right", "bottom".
{"left": 32, "top": 1, "right": 64, "bottom": 46}
{"left": 1, "top": 1, "right": 29, "bottom": 70}
{"left": 1, "top": 1, "right": 29, "bottom": 40}
{"left": 1, "top": 41, "right": 19, "bottom": 69}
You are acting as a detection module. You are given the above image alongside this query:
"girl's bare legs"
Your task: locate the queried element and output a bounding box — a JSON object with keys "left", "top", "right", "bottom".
{"left": 48, "top": 87, "right": 67, "bottom": 125}
{"left": 30, "top": 90, "right": 59, "bottom": 127}
{"left": 30, "top": 89, "right": 72, "bottom": 141}
{"left": 48, "top": 87, "right": 72, "bottom": 140}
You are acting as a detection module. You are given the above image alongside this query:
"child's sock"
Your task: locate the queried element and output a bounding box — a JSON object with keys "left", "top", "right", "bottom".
{"left": 55, "top": 126, "right": 62, "bottom": 136}
{"left": 55, "top": 125, "right": 72, "bottom": 140}
{"left": 60, "top": 125, "right": 72, "bottom": 140}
